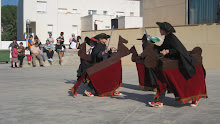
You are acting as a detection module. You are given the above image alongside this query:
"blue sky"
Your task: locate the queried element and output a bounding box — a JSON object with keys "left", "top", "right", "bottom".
{"left": 2, "top": 0, "right": 19, "bottom": 6}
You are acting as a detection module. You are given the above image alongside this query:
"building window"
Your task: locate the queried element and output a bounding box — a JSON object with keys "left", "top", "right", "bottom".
{"left": 37, "top": 1, "right": 47, "bottom": 13}
{"left": 26, "top": 27, "right": 33, "bottom": 36}
{"left": 130, "top": 12, "right": 134, "bottom": 16}
{"left": 72, "top": 25, "right": 78, "bottom": 37}
{"left": 116, "top": 11, "right": 124, "bottom": 18}
{"left": 88, "top": 10, "right": 97, "bottom": 15}
{"left": 58, "top": 8, "right": 67, "bottom": 13}
{"left": 72, "top": 9, "right": 77, "bottom": 14}
{"left": 189, "top": 0, "right": 219, "bottom": 24}
{"left": 48, "top": 25, "right": 53, "bottom": 34}
{"left": 103, "top": 11, "right": 108, "bottom": 15}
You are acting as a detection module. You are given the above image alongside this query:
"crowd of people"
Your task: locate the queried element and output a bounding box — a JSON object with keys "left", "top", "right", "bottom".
{"left": 8, "top": 32, "right": 82, "bottom": 68}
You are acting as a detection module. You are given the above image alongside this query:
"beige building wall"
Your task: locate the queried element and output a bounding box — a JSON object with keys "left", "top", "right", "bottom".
{"left": 142, "top": 0, "right": 186, "bottom": 27}
{"left": 82, "top": 23, "right": 220, "bottom": 69}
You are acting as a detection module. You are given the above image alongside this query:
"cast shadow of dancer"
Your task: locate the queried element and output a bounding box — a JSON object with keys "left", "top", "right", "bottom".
{"left": 111, "top": 91, "right": 190, "bottom": 108}
{"left": 122, "top": 83, "right": 140, "bottom": 91}
{"left": 65, "top": 79, "right": 85, "bottom": 97}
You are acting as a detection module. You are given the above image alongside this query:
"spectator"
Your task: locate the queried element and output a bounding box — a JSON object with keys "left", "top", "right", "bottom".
{"left": 76, "top": 36, "right": 82, "bottom": 49}
{"left": 69, "top": 33, "right": 76, "bottom": 49}
{"left": 34, "top": 36, "right": 45, "bottom": 61}
{"left": 18, "top": 42, "right": 25, "bottom": 68}
{"left": 47, "top": 33, "right": 55, "bottom": 47}
{"left": 55, "top": 38, "right": 64, "bottom": 65}
{"left": 35, "top": 35, "right": 42, "bottom": 46}
{"left": 12, "top": 44, "right": 19, "bottom": 68}
{"left": 25, "top": 47, "right": 31, "bottom": 65}
{"left": 44, "top": 40, "right": 54, "bottom": 62}
{"left": 28, "top": 35, "right": 34, "bottom": 47}
{"left": 58, "top": 32, "right": 66, "bottom": 49}
{"left": 8, "top": 40, "right": 18, "bottom": 53}
{"left": 31, "top": 42, "right": 44, "bottom": 67}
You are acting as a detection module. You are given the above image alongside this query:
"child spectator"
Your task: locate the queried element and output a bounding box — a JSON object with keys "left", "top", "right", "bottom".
{"left": 25, "top": 47, "right": 31, "bottom": 65}
{"left": 12, "top": 45, "right": 19, "bottom": 68}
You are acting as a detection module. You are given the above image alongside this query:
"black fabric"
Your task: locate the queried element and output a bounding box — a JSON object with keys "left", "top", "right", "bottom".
{"left": 156, "top": 22, "right": 176, "bottom": 33}
{"left": 154, "top": 33, "right": 196, "bottom": 80}
{"left": 94, "top": 33, "right": 110, "bottom": 39}
{"left": 91, "top": 43, "right": 106, "bottom": 63}
{"left": 44, "top": 50, "right": 54, "bottom": 59}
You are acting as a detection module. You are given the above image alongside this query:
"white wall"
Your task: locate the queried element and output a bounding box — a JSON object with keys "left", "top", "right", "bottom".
{"left": 1, "top": 41, "right": 27, "bottom": 50}
{"left": 124, "top": 16, "right": 143, "bottom": 28}
{"left": 17, "top": 0, "right": 141, "bottom": 44}
{"left": 117, "top": 16, "right": 143, "bottom": 29}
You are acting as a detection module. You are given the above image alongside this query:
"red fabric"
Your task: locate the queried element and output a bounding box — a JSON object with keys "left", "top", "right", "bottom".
{"left": 71, "top": 74, "right": 86, "bottom": 96}
{"left": 12, "top": 48, "right": 18, "bottom": 58}
{"left": 155, "top": 65, "right": 207, "bottom": 104}
{"left": 25, "top": 55, "right": 31, "bottom": 61}
{"left": 136, "top": 64, "right": 145, "bottom": 87}
{"left": 89, "top": 60, "right": 122, "bottom": 96}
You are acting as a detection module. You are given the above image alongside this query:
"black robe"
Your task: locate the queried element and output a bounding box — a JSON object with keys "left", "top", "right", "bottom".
{"left": 155, "top": 33, "right": 196, "bottom": 80}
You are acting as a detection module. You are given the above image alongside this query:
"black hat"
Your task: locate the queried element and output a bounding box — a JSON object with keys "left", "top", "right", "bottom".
{"left": 137, "top": 34, "right": 155, "bottom": 43}
{"left": 156, "top": 22, "right": 176, "bottom": 33}
{"left": 94, "top": 33, "right": 110, "bottom": 40}
{"left": 85, "top": 36, "right": 97, "bottom": 46}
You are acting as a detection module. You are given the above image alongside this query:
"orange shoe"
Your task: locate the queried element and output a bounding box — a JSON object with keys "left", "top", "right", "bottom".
{"left": 114, "top": 90, "right": 123, "bottom": 96}
{"left": 148, "top": 102, "right": 163, "bottom": 108}
{"left": 84, "top": 90, "right": 94, "bottom": 97}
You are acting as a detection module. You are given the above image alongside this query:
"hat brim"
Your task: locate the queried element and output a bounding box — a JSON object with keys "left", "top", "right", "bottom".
{"left": 94, "top": 34, "right": 110, "bottom": 39}
{"left": 85, "top": 37, "right": 97, "bottom": 46}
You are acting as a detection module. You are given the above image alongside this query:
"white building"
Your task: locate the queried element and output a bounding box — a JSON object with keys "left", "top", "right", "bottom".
{"left": 17, "top": 0, "right": 142, "bottom": 44}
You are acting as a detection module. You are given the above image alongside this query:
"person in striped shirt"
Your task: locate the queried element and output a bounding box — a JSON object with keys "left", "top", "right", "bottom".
{"left": 43, "top": 40, "right": 54, "bottom": 62}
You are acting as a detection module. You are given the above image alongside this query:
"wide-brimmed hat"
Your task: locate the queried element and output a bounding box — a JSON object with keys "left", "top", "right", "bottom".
{"left": 156, "top": 22, "right": 176, "bottom": 33}
{"left": 85, "top": 36, "right": 98, "bottom": 46}
{"left": 94, "top": 33, "right": 110, "bottom": 40}
{"left": 137, "top": 34, "right": 155, "bottom": 43}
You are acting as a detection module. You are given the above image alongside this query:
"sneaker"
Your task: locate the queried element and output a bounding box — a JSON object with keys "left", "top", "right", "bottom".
{"left": 190, "top": 101, "right": 198, "bottom": 107}
{"left": 84, "top": 90, "right": 94, "bottom": 97}
{"left": 40, "top": 65, "right": 44, "bottom": 67}
{"left": 114, "top": 90, "right": 123, "bottom": 96}
{"left": 48, "top": 58, "right": 51, "bottom": 61}
{"left": 148, "top": 102, "right": 163, "bottom": 108}
{"left": 33, "top": 65, "right": 36, "bottom": 67}
{"left": 49, "top": 58, "right": 53, "bottom": 62}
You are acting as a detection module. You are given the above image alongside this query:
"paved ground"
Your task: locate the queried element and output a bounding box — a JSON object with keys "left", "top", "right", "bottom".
{"left": 0, "top": 63, "right": 219, "bottom": 124}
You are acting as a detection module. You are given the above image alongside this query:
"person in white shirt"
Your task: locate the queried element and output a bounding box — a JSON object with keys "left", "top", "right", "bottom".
{"left": 47, "top": 33, "right": 55, "bottom": 47}
{"left": 69, "top": 33, "right": 76, "bottom": 49}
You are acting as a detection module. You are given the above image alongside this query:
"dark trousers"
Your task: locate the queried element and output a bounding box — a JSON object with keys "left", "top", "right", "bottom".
{"left": 45, "top": 50, "right": 54, "bottom": 59}
{"left": 18, "top": 55, "right": 25, "bottom": 66}
{"left": 157, "top": 88, "right": 167, "bottom": 102}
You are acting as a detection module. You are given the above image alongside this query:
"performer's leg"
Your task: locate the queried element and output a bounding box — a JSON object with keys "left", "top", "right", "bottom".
{"left": 157, "top": 89, "right": 166, "bottom": 103}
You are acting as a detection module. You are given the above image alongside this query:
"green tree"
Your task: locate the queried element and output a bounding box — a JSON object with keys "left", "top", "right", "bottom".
{"left": 1, "top": 5, "right": 17, "bottom": 41}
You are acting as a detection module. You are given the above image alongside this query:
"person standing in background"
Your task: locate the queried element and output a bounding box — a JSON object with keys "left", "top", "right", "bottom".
{"left": 47, "top": 33, "right": 55, "bottom": 47}
{"left": 76, "top": 36, "right": 82, "bottom": 49}
{"left": 69, "top": 33, "right": 76, "bottom": 49}
{"left": 58, "top": 32, "right": 66, "bottom": 49}
{"left": 18, "top": 42, "right": 25, "bottom": 68}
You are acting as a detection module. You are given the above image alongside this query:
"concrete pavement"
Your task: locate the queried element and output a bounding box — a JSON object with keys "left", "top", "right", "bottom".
{"left": 0, "top": 63, "right": 219, "bottom": 124}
